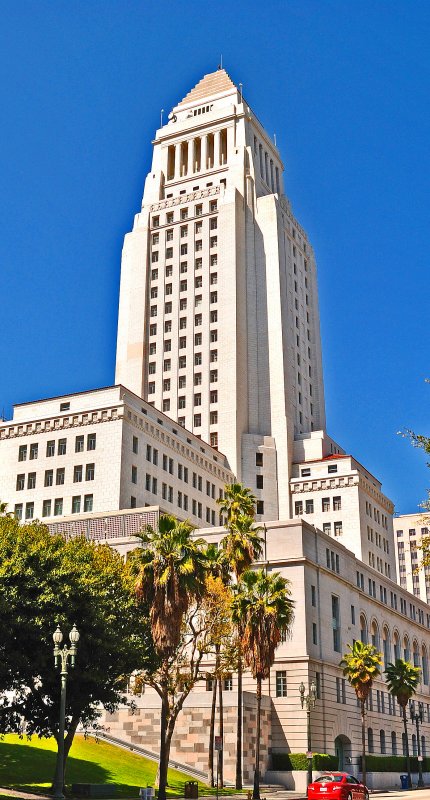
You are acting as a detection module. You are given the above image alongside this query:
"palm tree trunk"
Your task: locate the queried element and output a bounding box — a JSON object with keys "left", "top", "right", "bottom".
{"left": 402, "top": 704, "right": 412, "bottom": 788}
{"left": 208, "top": 673, "right": 217, "bottom": 786}
{"left": 218, "top": 671, "right": 224, "bottom": 787}
{"left": 253, "top": 677, "right": 262, "bottom": 800}
{"left": 360, "top": 699, "right": 366, "bottom": 787}
{"left": 236, "top": 654, "right": 243, "bottom": 790}
{"left": 158, "top": 684, "right": 169, "bottom": 800}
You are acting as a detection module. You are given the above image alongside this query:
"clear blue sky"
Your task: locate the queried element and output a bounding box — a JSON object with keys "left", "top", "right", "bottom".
{"left": 1, "top": 1, "right": 429, "bottom": 514}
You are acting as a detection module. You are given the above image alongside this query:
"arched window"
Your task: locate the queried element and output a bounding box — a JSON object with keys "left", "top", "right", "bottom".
{"left": 360, "top": 614, "right": 368, "bottom": 645}
{"left": 394, "top": 631, "right": 401, "bottom": 661}
{"left": 412, "top": 733, "right": 417, "bottom": 757}
{"left": 380, "top": 730, "right": 386, "bottom": 754}
{"left": 383, "top": 626, "right": 391, "bottom": 667}
{"left": 368, "top": 728, "right": 374, "bottom": 753}
{"left": 413, "top": 641, "right": 420, "bottom": 668}
{"left": 391, "top": 731, "right": 397, "bottom": 755}
{"left": 422, "top": 735, "right": 426, "bottom": 757}
{"left": 371, "top": 620, "right": 380, "bottom": 650}
{"left": 422, "top": 646, "right": 429, "bottom": 685}
{"left": 404, "top": 636, "right": 411, "bottom": 663}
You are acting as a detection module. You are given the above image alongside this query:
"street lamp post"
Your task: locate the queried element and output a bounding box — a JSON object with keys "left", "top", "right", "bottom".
{"left": 299, "top": 680, "right": 317, "bottom": 789}
{"left": 409, "top": 700, "right": 424, "bottom": 788}
{"left": 52, "top": 624, "right": 80, "bottom": 800}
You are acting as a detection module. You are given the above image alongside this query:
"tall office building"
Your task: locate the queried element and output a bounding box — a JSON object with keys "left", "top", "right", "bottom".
{"left": 115, "top": 69, "right": 325, "bottom": 520}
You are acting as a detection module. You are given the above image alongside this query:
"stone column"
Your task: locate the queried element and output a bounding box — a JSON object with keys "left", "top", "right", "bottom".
{"left": 214, "top": 131, "right": 220, "bottom": 167}
{"left": 187, "top": 140, "right": 193, "bottom": 175}
{"left": 201, "top": 135, "right": 208, "bottom": 172}
{"left": 174, "top": 143, "right": 181, "bottom": 180}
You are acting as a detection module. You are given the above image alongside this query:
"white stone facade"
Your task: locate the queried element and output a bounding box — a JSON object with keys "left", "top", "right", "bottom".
{"left": 0, "top": 385, "right": 234, "bottom": 528}
{"left": 115, "top": 69, "right": 326, "bottom": 521}
{"left": 61, "top": 508, "right": 430, "bottom": 783}
{"left": 394, "top": 513, "right": 430, "bottom": 601}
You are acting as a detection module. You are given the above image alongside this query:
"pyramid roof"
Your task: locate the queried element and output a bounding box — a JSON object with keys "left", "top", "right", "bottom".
{"left": 176, "top": 69, "right": 236, "bottom": 108}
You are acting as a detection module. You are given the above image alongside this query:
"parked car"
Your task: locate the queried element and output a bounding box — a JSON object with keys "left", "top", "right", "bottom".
{"left": 307, "top": 773, "right": 369, "bottom": 800}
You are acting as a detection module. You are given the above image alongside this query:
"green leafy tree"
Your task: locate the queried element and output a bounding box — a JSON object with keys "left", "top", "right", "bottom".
{"left": 233, "top": 570, "right": 294, "bottom": 800}
{"left": 385, "top": 659, "right": 421, "bottom": 788}
{"left": 131, "top": 514, "right": 207, "bottom": 800}
{"left": 0, "top": 515, "right": 153, "bottom": 789}
{"left": 340, "top": 641, "right": 382, "bottom": 786}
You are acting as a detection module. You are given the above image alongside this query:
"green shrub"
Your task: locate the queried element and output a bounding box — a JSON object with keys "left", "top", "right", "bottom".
{"left": 359, "top": 755, "right": 430, "bottom": 773}
{"left": 271, "top": 753, "right": 337, "bottom": 771}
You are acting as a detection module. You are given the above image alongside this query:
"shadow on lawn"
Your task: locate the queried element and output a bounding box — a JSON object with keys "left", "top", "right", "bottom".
{"left": 0, "top": 741, "right": 109, "bottom": 791}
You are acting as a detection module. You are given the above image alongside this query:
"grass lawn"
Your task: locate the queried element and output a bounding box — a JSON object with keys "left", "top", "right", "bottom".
{"left": 0, "top": 734, "right": 238, "bottom": 797}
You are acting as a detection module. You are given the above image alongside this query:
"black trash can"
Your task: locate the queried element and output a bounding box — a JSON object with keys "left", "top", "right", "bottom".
{"left": 400, "top": 775, "right": 409, "bottom": 790}
{"left": 184, "top": 781, "right": 198, "bottom": 799}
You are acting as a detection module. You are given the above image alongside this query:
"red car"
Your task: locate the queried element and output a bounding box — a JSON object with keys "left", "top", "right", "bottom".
{"left": 307, "top": 773, "right": 369, "bottom": 800}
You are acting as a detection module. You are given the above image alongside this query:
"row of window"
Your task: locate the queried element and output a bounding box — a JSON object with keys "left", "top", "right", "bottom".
{"left": 149, "top": 311, "right": 218, "bottom": 338}
{"left": 300, "top": 464, "right": 338, "bottom": 477}
{"left": 149, "top": 292, "right": 218, "bottom": 318}
{"left": 397, "top": 527, "right": 429, "bottom": 539}
{"left": 149, "top": 351, "right": 218, "bottom": 373}
{"left": 152, "top": 216, "right": 218, "bottom": 245}
{"left": 152, "top": 200, "right": 218, "bottom": 228}
{"left": 18, "top": 434, "right": 96, "bottom": 462}
{"left": 367, "top": 526, "right": 390, "bottom": 553}
{"left": 14, "top": 494, "right": 93, "bottom": 520}
{"left": 367, "top": 728, "right": 425, "bottom": 757}
{"left": 151, "top": 274, "right": 218, "bottom": 297}
{"left": 16, "top": 464, "right": 95, "bottom": 490}
{"left": 295, "top": 497, "right": 342, "bottom": 513}
{"left": 368, "top": 550, "right": 391, "bottom": 577}
{"left": 148, "top": 370, "right": 218, "bottom": 395}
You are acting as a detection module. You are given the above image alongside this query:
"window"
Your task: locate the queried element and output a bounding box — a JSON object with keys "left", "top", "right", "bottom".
{"left": 58, "top": 438, "right": 67, "bottom": 455}
{"left": 312, "top": 622, "right": 318, "bottom": 644}
{"left": 334, "top": 521, "right": 343, "bottom": 537}
{"left": 74, "top": 465, "right": 83, "bottom": 482}
{"left": 46, "top": 440, "right": 55, "bottom": 457}
{"left": 301, "top": 468, "right": 311, "bottom": 477}
{"left": 256, "top": 500, "right": 264, "bottom": 515}
{"left": 194, "top": 414, "right": 201, "bottom": 427}
{"left": 210, "top": 390, "right": 218, "bottom": 403}
{"left": 45, "top": 469, "right": 53, "bottom": 487}
{"left": 305, "top": 499, "right": 314, "bottom": 514}
{"left": 42, "top": 499, "right": 52, "bottom": 517}
{"left": 323, "top": 522, "right": 331, "bottom": 536}
{"left": 72, "top": 496, "right": 81, "bottom": 514}
{"left": 276, "top": 671, "right": 287, "bottom": 697}
{"left": 256, "top": 475, "right": 263, "bottom": 489}
{"left": 30, "top": 443, "right": 38, "bottom": 460}
{"left": 131, "top": 466, "right": 137, "bottom": 484}
{"left": 18, "top": 445, "right": 27, "bottom": 461}
{"left": 332, "top": 595, "right": 340, "bottom": 652}
{"left": 75, "top": 435, "right": 84, "bottom": 452}
{"left": 163, "top": 399, "right": 170, "bottom": 412}
{"left": 328, "top": 464, "right": 338, "bottom": 474}
{"left": 86, "top": 463, "right": 95, "bottom": 481}
{"left": 54, "top": 498, "right": 63, "bottom": 516}
{"left": 224, "top": 675, "right": 233, "bottom": 691}
{"left": 311, "top": 585, "right": 316, "bottom": 606}
{"left": 150, "top": 323, "right": 157, "bottom": 336}
{"left": 56, "top": 468, "right": 65, "bottom": 486}
{"left": 25, "top": 502, "right": 34, "bottom": 520}
{"left": 256, "top": 453, "right": 263, "bottom": 466}
{"left": 333, "top": 496, "right": 341, "bottom": 511}
{"left": 322, "top": 497, "right": 330, "bottom": 512}
{"left": 87, "top": 433, "right": 96, "bottom": 451}
{"left": 25, "top": 472, "right": 37, "bottom": 495}
{"left": 295, "top": 501, "right": 303, "bottom": 516}
{"left": 133, "top": 436, "right": 139, "bottom": 454}
{"left": 84, "top": 494, "right": 93, "bottom": 512}
{"left": 16, "top": 474, "right": 25, "bottom": 491}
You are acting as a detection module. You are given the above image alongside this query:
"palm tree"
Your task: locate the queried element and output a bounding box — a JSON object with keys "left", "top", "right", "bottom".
{"left": 233, "top": 569, "right": 294, "bottom": 800}
{"left": 340, "top": 641, "right": 382, "bottom": 787}
{"left": 217, "top": 482, "right": 256, "bottom": 523}
{"left": 385, "top": 659, "right": 421, "bottom": 789}
{"left": 221, "top": 511, "right": 263, "bottom": 790}
{"left": 134, "top": 514, "right": 207, "bottom": 800}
